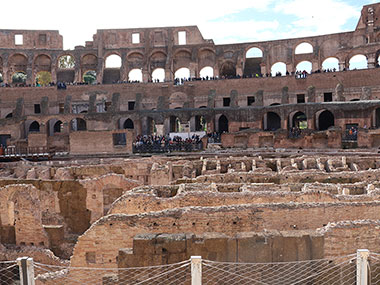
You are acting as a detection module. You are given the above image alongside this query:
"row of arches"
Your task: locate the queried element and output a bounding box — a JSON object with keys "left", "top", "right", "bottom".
{"left": 26, "top": 118, "right": 86, "bottom": 136}
{"left": 245, "top": 42, "right": 315, "bottom": 61}
{"left": 26, "top": 117, "right": 137, "bottom": 136}
{"left": 245, "top": 42, "right": 314, "bottom": 59}
{"left": 23, "top": 107, "right": 380, "bottom": 139}
{"left": 140, "top": 110, "right": 334, "bottom": 134}
{"left": 270, "top": 55, "right": 369, "bottom": 76}
{"left": 1, "top": 48, "right": 375, "bottom": 84}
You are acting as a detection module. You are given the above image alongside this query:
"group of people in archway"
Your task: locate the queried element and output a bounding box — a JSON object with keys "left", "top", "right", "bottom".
{"left": 133, "top": 134, "right": 202, "bottom": 153}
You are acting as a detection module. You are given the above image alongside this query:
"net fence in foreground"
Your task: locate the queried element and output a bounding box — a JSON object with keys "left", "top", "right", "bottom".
{"left": 3, "top": 249, "right": 380, "bottom": 284}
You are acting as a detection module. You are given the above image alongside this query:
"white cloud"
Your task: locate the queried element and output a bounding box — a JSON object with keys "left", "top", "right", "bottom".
{"left": 274, "top": 0, "right": 359, "bottom": 36}
{"left": 199, "top": 20, "right": 280, "bottom": 44}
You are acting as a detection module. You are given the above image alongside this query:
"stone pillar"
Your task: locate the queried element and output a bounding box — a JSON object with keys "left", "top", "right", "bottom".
{"left": 74, "top": 54, "right": 81, "bottom": 83}
{"left": 286, "top": 63, "right": 293, "bottom": 74}
{"left": 164, "top": 68, "right": 172, "bottom": 82}
{"left": 260, "top": 63, "right": 267, "bottom": 76}
{"left": 263, "top": 113, "right": 268, "bottom": 130}
{"left": 50, "top": 55, "right": 57, "bottom": 83}
{"left": 189, "top": 62, "right": 197, "bottom": 78}
{"left": 213, "top": 66, "right": 219, "bottom": 78}
{"left": 312, "top": 60, "right": 319, "bottom": 72}
{"left": 2, "top": 54, "right": 8, "bottom": 84}
{"left": 339, "top": 61, "right": 346, "bottom": 71}
{"left": 120, "top": 51, "right": 128, "bottom": 81}
{"left": 189, "top": 116, "right": 196, "bottom": 132}
{"left": 61, "top": 122, "right": 70, "bottom": 134}
{"left": 282, "top": 116, "right": 288, "bottom": 130}
{"left": 26, "top": 56, "right": 33, "bottom": 85}
{"left": 96, "top": 57, "right": 104, "bottom": 84}
{"left": 142, "top": 68, "right": 149, "bottom": 83}
{"left": 367, "top": 53, "right": 377, "bottom": 68}
{"left": 236, "top": 65, "right": 243, "bottom": 77}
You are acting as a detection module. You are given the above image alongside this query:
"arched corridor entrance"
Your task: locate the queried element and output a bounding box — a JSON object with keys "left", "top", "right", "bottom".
{"left": 317, "top": 110, "right": 334, "bottom": 130}
{"left": 218, "top": 115, "right": 229, "bottom": 133}
{"left": 265, "top": 112, "right": 281, "bottom": 131}
{"left": 123, "top": 119, "right": 134, "bottom": 129}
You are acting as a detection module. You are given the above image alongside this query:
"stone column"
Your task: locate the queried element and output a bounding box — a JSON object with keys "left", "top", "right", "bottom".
{"left": 74, "top": 54, "right": 81, "bottom": 83}
{"left": 26, "top": 55, "right": 33, "bottom": 85}
{"left": 339, "top": 61, "right": 346, "bottom": 71}
{"left": 50, "top": 55, "right": 57, "bottom": 83}
{"left": 2, "top": 55, "right": 8, "bottom": 84}
{"left": 142, "top": 68, "right": 149, "bottom": 83}
{"left": 96, "top": 57, "right": 104, "bottom": 84}
{"left": 367, "top": 53, "right": 377, "bottom": 69}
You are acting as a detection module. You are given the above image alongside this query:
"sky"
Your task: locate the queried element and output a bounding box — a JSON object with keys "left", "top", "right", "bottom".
{"left": 1, "top": 0, "right": 378, "bottom": 50}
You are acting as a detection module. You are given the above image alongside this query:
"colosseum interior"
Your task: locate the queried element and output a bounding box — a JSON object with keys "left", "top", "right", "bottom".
{"left": 1, "top": 2, "right": 380, "bottom": 285}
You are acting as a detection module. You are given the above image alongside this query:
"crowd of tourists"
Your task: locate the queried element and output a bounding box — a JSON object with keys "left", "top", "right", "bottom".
{"left": 133, "top": 134, "right": 202, "bottom": 153}
{"left": 207, "top": 132, "right": 221, "bottom": 143}
{"left": 0, "top": 65, "right": 355, "bottom": 88}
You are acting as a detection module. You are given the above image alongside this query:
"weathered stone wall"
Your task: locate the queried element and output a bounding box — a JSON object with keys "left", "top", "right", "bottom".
{"left": 108, "top": 183, "right": 379, "bottom": 215}
{"left": 119, "top": 231, "right": 323, "bottom": 267}
{"left": 70, "top": 201, "right": 380, "bottom": 268}
{"left": 116, "top": 220, "right": 380, "bottom": 266}
{"left": 321, "top": 220, "right": 380, "bottom": 258}
{"left": 80, "top": 174, "right": 141, "bottom": 222}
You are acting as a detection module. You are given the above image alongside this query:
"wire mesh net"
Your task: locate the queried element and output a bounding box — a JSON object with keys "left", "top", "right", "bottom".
{"left": 202, "top": 255, "right": 356, "bottom": 285}
{"left": 369, "top": 252, "right": 380, "bottom": 284}
{"left": 33, "top": 259, "right": 191, "bottom": 285}
{"left": 0, "top": 260, "right": 19, "bottom": 285}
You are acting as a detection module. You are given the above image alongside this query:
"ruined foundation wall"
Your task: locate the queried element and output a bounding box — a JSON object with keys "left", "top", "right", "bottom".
{"left": 109, "top": 183, "right": 378, "bottom": 215}
{"left": 71, "top": 201, "right": 380, "bottom": 268}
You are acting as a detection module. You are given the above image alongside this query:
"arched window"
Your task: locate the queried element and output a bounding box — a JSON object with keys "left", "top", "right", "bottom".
{"left": 218, "top": 115, "right": 229, "bottom": 133}
{"left": 322, "top": 57, "right": 339, "bottom": 71}
{"left": 295, "top": 42, "right": 313, "bottom": 54}
{"left": 317, "top": 110, "right": 334, "bottom": 130}
{"left": 170, "top": 116, "right": 181, "bottom": 133}
{"left": 246, "top": 47, "right": 263, "bottom": 58}
{"left": 128, "top": 69, "right": 142, "bottom": 82}
{"left": 271, "top": 62, "right": 286, "bottom": 77}
{"left": 195, "top": 115, "right": 206, "bottom": 132}
{"left": 36, "top": 71, "right": 52, "bottom": 86}
{"left": 152, "top": 68, "right": 165, "bottom": 82}
{"left": 175, "top": 67, "right": 190, "bottom": 79}
{"left": 12, "top": 72, "right": 27, "bottom": 84}
{"left": 265, "top": 112, "right": 281, "bottom": 131}
{"left": 57, "top": 55, "right": 75, "bottom": 83}
{"left": 349, "top": 55, "right": 368, "bottom": 70}
{"left": 291, "top": 112, "right": 307, "bottom": 129}
{"left": 105, "top": 54, "right": 121, "bottom": 68}
{"left": 123, "top": 119, "right": 134, "bottom": 129}
{"left": 71, "top": 118, "right": 87, "bottom": 131}
{"left": 53, "top": 120, "right": 63, "bottom": 133}
{"left": 147, "top": 117, "right": 156, "bottom": 135}
{"left": 29, "top": 121, "right": 40, "bottom": 132}
{"left": 200, "top": 66, "right": 214, "bottom": 78}
{"left": 296, "top": 61, "right": 312, "bottom": 74}
{"left": 83, "top": 70, "right": 96, "bottom": 84}
{"left": 220, "top": 62, "right": 236, "bottom": 77}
